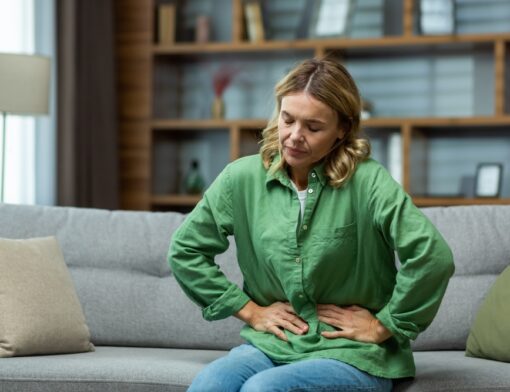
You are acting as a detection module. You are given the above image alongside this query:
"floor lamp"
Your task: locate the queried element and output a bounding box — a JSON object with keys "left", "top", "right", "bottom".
{"left": 0, "top": 53, "right": 50, "bottom": 202}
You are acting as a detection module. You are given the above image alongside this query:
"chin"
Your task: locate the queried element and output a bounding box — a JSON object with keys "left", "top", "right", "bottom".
{"left": 284, "top": 155, "right": 307, "bottom": 170}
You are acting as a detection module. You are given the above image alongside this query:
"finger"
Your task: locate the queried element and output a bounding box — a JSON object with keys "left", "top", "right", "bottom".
{"left": 318, "top": 315, "right": 342, "bottom": 328}
{"left": 278, "top": 321, "right": 305, "bottom": 335}
{"left": 343, "top": 305, "right": 364, "bottom": 312}
{"left": 269, "top": 325, "right": 288, "bottom": 341}
{"left": 321, "top": 330, "right": 351, "bottom": 339}
{"left": 276, "top": 304, "right": 308, "bottom": 330}
{"left": 317, "top": 304, "right": 344, "bottom": 315}
{"left": 317, "top": 309, "right": 346, "bottom": 323}
{"left": 281, "top": 302, "right": 298, "bottom": 315}
{"left": 317, "top": 307, "right": 340, "bottom": 317}
{"left": 281, "top": 313, "right": 309, "bottom": 331}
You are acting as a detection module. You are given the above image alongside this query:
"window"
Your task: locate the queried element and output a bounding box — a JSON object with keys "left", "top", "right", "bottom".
{"left": 0, "top": 0, "right": 55, "bottom": 205}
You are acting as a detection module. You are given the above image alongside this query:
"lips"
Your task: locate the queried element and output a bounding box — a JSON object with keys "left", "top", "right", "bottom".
{"left": 284, "top": 146, "right": 307, "bottom": 157}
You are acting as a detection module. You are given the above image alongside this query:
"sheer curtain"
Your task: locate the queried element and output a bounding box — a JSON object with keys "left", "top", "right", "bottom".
{"left": 0, "top": 0, "right": 55, "bottom": 205}
{"left": 0, "top": 0, "right": 36, "bottom": 204}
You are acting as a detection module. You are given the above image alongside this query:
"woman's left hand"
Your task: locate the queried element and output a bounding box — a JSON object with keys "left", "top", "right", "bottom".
{"left": 317, "top": 304, "right": 392, "bottom": 344}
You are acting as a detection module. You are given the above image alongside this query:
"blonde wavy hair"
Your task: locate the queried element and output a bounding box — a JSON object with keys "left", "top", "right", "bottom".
{"left": 260, "top": 58, "right": 370, "bottom": 188}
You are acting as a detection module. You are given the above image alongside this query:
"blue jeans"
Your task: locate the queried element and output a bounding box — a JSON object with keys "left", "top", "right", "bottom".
{"left": 188, "top": 344, "right": 393, "bottom": 392}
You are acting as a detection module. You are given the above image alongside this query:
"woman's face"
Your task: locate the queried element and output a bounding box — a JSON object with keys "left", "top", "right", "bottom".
{"left": 278, "top": 92, "right": 344, "bottom": 177}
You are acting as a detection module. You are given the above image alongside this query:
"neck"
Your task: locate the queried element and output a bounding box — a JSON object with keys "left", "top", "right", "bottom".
{"left": 289, "top": 168, "right": 308, "bottom": 190}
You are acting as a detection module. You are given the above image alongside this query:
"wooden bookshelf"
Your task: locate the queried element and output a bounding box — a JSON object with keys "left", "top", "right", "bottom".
{"left": 116, "top": 0, "right": 510, "bottom": 211}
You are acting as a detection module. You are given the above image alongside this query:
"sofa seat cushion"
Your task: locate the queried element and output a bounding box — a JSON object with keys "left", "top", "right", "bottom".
{"left": 3, "top": 348, "right": 509, "bottom": 392}
{"left": 394, "top": 351, "right": 510, "bottom": 391}
{"left": 0, "top": 346, "right": 226, "bottom": 392}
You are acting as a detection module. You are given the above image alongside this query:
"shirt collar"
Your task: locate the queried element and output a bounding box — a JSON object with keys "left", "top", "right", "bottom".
{"left": 265, "top": 154, "right": 328, "bottom": 188}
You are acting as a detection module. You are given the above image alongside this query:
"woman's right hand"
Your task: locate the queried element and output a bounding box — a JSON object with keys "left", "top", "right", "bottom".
{"left": 235, "top": 300, "right": 308, "bottom": 341}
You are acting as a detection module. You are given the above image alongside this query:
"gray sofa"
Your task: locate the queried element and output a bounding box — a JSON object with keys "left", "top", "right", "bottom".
{"left": 0, "top": 202, "right": 509, "bottom": 392}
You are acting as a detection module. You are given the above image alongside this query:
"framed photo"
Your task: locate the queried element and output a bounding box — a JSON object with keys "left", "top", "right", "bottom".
{"left": 420, "top": 0, "right": 455, "bottom": 35}
{"left": 475, "top": 163, "right": 503, "bottom": 198}
{"left": 311, "top": 0, "right": 352, "bottom": 38}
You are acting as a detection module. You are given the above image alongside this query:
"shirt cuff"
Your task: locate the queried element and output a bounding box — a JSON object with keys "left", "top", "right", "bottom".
{"left": 202, "top": 284, "right": 251, "bottom": 321}
{"left": 375, "top": 305, "right": 419, "bottom": 343}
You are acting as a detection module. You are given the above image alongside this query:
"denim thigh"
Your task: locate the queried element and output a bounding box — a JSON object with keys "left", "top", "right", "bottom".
{"left": 188, "top": 344, "right": 274, "bottom": 392}
{"left": 240, "top": 357, "right": 393, "bottom": 392}
{"left": 188, "top": 344, "right": 392, "bottom": 392}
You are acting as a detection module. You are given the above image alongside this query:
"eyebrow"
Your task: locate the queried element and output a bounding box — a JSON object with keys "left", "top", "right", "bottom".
{"left": 281, "top": 110, "right": 327, "bottom": 125}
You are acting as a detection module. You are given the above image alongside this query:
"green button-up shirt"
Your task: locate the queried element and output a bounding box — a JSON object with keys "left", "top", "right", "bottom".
{"left": 168, "top": 154, "right": 454, "bottom": 379}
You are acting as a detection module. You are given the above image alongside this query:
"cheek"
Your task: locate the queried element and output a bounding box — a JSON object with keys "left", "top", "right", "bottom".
{"left": 313, "top": 135, "right": 337, "bottom": 155}
{"left": 277, "top": 122, "right": 288, "bottom": 142}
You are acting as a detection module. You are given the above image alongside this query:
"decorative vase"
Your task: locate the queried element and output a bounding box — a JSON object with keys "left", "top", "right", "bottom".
{"left": 211, "top": 96, "right": 225, "bottom": 119}
{"left": 184, "top": 160, "right": 205, "bottom": 194}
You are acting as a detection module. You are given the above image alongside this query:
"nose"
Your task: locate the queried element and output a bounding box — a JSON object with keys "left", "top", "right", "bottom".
{"left": 289, "top": 123, "right": 304, "bottom": 143}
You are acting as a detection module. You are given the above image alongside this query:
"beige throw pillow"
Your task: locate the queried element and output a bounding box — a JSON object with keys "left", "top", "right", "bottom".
{"left": 0, "top": 236, "right": 94, "bottom": 357}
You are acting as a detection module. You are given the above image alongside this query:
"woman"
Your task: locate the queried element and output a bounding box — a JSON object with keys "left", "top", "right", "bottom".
{"left": 169, "top": 58, "right": 454, "bottom": 392}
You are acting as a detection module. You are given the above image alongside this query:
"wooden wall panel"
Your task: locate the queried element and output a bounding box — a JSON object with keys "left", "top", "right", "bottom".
{"left": 115, "top": 0, "right": 153, "bottom": 210}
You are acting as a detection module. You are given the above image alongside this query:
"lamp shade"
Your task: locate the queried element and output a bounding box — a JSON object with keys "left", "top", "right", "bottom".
{"left": 0, "top": 53, "right": 50, "bottom": 115}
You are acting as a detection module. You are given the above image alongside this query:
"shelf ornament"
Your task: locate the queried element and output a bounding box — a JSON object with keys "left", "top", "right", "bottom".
{"left": 211, "top": 66, "right": 239, "bottom": 119}
{"left": 420, "top": 0, "right": 455, "bottom": 35}
{"left": 184, "top": 159, "right": 205, "bottom": 195}
{"left": 475, "top": 163, "right": 503, "bottom": 198}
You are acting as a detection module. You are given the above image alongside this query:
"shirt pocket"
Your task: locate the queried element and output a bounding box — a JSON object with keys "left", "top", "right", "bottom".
{"left": 307, "top": 223, "right": 358, "bottom": 291}
{"left": 311, "top": 222, "right": 357, "bottom": 245}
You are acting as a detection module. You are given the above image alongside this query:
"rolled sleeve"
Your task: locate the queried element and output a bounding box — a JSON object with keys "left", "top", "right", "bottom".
{"left": 202, "top": 285, "right": 251, "bottom": 321}
{"left": 376, "top": 304, "right": 420, "bottom": 343}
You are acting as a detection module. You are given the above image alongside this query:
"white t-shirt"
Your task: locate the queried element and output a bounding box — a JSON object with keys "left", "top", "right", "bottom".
{"left": 291, "top": 182, "right": 308, "bottom": 221}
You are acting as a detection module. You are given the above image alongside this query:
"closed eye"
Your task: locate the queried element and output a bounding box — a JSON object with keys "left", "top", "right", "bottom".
{"left": 281, "top": 111, "right": 294, "bottom": 124}
{"left": 308, "top": 125, "right": 321, "bottom": 132}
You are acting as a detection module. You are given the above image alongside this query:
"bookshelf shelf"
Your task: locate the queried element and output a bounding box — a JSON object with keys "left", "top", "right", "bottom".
{"left": 153, "top": 33, "right": 510, "bottom": 56}
{"left": 414, "top": 197, "right": 510, "bottom": 207}
{"left": 151, "top": 118, "right": 267, "bottom": 130}
{"left": 364, "top": 116, "right": 510, "bottom": 128}
{"left": 116, "top": 0, "right": 510, "bottom": 211}
{"left": 151, "top": 194, "right": 202, "bottom": 207}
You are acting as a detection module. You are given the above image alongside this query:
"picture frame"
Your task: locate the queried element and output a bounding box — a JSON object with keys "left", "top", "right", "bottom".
{"left": 420, "top": 0, "right": 456, "bottom": 35}
{"left": 475, "top": 163, "right": 503, "bottom": 198}
{"left": 310, "top": 0, "right": 353, "bottom": 38}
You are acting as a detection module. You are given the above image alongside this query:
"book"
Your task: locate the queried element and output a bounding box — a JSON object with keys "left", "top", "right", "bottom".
{"left": 245, "top": 1, "right": 265, "bottom": 42}
{"left": 158, "top": 4, "right": 176, "bottom": 44}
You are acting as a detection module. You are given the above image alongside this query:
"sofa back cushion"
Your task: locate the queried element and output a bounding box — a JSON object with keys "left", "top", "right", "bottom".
{"left": 0, "top": 203, "right": 244, "bottom": 350}
{"left": 412, "top": 206, "right": 510, "bottom": 350}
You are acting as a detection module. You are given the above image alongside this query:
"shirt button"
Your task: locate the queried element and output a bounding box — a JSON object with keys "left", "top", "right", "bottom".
{"left": 295, "top": 257, "right": 301, "bottom": 264}
{"left": 298, "top": 293, "right": 304, "bottom": 298}
{"left": 302, "top": 224, "right": 308, "bottom": 231}
{"left": 311, "top": 173, "right": 316, "bottom": 178}
{"left": 308, "top": 189, "right": 313, "bottom": 194}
